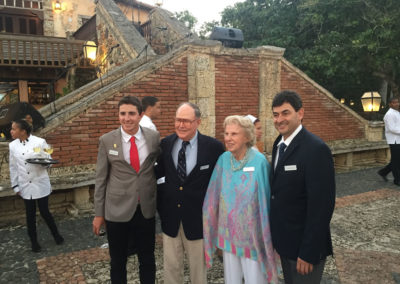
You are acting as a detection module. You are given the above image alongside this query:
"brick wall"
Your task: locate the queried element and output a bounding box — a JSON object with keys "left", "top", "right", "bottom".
{"left": 214, "top": 55, "right": 260, "bottom": 142}
{"left": 281, "top": 62, "right": 365, "bottom": 141}
{"left": 42, "top": 52, "right": 366, "bottom": 168}
{"left": 44, "top": 56, "right": 188, "bottom": 166}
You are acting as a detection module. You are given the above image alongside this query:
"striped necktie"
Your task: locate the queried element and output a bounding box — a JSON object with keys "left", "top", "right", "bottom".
{"left": 177, "top": 141, "right": 190, "bottom": 182}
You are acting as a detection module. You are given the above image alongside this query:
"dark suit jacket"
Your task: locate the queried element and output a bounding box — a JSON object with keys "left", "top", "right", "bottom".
{"left": 156, "top": 132, "right": 224, "bottom": 240}
{"left": 270, "top": 127, "right": 335, "bottom": 264}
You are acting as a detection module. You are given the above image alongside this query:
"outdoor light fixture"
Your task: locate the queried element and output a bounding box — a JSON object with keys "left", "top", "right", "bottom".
{"left": 361, "top": 91, "right": 381, "bottom": 112}
{"left": 54, "top": 0, "right": 62, "bottom": 11}
{"left": 83, "top": 41, "right": 97, "bottom": 62}
{"left": 340, "top": 98, "right": 345, "bottom": 104}
{"left": 155, "top": 0, "right": 163, "bottom": 7}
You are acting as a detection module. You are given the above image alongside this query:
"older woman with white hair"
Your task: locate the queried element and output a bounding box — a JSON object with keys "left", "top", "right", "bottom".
{"left": 203, "top": 115, "right": 279, "bottom": 283}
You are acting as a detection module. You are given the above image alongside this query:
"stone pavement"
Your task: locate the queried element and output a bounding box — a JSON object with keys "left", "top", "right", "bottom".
{"left": 0, "top": 166, "right": 399, "bottom": 284}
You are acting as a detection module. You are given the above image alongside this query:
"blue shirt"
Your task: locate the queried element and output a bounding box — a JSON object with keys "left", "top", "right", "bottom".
{"left": 172, "top": 131, "right": 198, "bottom": 176}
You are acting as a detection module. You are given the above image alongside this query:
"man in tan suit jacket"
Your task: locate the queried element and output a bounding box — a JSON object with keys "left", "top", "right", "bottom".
{"left": 93, "top": 96, "right": 160, "bottom": 284}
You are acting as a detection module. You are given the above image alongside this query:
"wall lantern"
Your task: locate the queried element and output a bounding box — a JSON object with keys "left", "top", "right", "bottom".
{"left": 361, "top": 91, "right": 381, "bottom": 112}
{"left": 54, "top": 0, "right": 62, "bottom": 11}
{"left": 83, "top": 41, "right": 97, "bottom": 62}
{"left": 155, "top": 0, "right": 163, "bottom": 7}
{"left": 340, "top": 98, "right": 345, "bottom": 104}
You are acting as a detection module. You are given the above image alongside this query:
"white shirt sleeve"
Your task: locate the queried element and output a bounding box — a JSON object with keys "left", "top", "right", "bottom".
{"left": 9, "top": 144, "right": 20, "bottom": 193}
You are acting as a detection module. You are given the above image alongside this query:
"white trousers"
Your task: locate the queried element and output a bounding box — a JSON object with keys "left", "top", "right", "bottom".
{"left": 223, "top": 251, "right": 267, "bottom": 284}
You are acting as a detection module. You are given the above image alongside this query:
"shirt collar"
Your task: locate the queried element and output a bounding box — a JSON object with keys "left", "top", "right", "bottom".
{"left": 177, "top": 131, "right": 198, "bottom": 148}
{"left": 278, "top": 124, "right": 302, "bottom": 148}
{"left": 121, "top": 126, "right": 143, "bottom": 143}
{"left": 19, "top": 135, "right": 30, "bottom": 143}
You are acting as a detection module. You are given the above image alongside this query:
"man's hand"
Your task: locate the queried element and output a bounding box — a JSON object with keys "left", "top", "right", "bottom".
{"left": 92, "top": 216, "right": 105, "bottom": 235}
{"left": 297, "top": 257, "right": 313, "bottom": 275}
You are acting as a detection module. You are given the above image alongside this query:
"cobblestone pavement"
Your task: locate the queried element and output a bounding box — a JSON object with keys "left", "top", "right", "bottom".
{"left": 0, "top": 167, "right": 399, "bottom": 283}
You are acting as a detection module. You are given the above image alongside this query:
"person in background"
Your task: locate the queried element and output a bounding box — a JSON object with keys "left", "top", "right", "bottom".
{"left": 245, "top": 114, "right": 264, "bottom": 152}
{"left": 270, "top": 91, "right": 335, "bottom": 284}
{"left": 156, "top": 102, "right": 224, "bottom": 284}
{"left": 203, "top": 115, "right": 279, "bottom": 283}
{"left": 140, "top": 96, "right": 161, "bottom": 131}
{"left": 93, "top": 96, "right": 160, "bottom": 284}
{"left": 378, "top": 97, "right": 400, "bottom": 185}
{"left": 9, "top": 119, "right": 64, "bottom": 252}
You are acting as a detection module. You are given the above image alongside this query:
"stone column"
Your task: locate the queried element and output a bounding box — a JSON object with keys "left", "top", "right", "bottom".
{"left": 258, "top": 48, "right": 284, "bottom": 154}
{"left": 187, "top": 53, "right": 216, "bottom": 137}
{"left": 73, "top": 186, "right": 91, "bottom": 211}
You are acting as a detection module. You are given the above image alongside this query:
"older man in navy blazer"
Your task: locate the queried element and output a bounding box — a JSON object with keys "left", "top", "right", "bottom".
{"left": 270, "top": 90, "right": 336, "bottom": 284}
{"left": 156, "top": 102, "right": 224, "bottom": 284}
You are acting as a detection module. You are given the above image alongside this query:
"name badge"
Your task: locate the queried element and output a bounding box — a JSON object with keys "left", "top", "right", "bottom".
{"left": 157, "top": 177, "right": 166, "bottom": 184}
{"left": 284, "top": 165, "right": 297, "bottom": 171}
{"left": 243, "top": 167, "right": 255, "bottom": 172}
{"left": 109, "top": 150, "right": 118, "bottom": 156}
{"left": 200, "top": 165, "right": 209, "bottom": 170}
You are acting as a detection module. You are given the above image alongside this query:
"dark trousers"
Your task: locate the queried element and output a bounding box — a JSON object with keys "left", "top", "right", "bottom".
{"left": 378, "top": 162, "right": 391, "bottom": 177}
{"left": 24, "top": 196, "right": 60, "bottom": 243}
{"left": 281, "top": 257, "right": 326, "bottom": 284}
{"left": 389, "top": 144, "right": 400, "bottom": 184}
{"left": 106, "top": 205, "right": 156, "bottom": 284}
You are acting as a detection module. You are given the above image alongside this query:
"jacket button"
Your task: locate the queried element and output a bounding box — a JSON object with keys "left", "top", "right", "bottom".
{"left": 29, "top": 181, "right": 32, "bottom": 183}
{"left": 271, "top": 195, "right": 275, "bottom": 200}
{"left": 179, "top": 186, "right": 183, "bottom": 191}
{"left": 177, "top": 204, "right": 181, "bottom": 208}
{"left": 27, "top": 172, "right": 30, "bottom": 174}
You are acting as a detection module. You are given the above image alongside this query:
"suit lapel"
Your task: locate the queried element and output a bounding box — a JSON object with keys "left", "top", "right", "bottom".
{"left": 165, "top": 134, "right": 180, "bottom": 176}
{"left": 275, "top": 128, "right": 305, "bottom": 170}
{"left": 113, "top": 128, "right": 126, "bottom": 163}
{"left": 271, "top": 136, "right": 281, "bottom": 177}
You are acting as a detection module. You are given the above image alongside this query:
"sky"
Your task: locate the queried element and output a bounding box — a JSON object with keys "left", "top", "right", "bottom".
{"left": 140, "top": 0, "right": 245, "bottom": 29}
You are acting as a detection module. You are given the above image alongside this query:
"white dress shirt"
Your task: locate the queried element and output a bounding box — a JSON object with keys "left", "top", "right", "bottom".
{"left": 139, "top": 115, "right": 157, "bottom": 131}
{"left": 274, "top": 124, "right": 303, "bottom": 169}
{"left": 9, "top": 135, "right": 52, "bottom": 199}
{"left": 384, "top": 108, "right": 400, "bottom": 144}
{"left": 121, "top": 126, "right": 149, "bottom": 166}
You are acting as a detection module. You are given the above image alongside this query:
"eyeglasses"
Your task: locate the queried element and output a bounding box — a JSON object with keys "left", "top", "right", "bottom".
{"left": 174, "top": 118, "right": 198, "bottom": 127}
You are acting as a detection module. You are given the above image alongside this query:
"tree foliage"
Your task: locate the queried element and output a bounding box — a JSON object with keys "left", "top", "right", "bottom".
{"left": 220, "top": 0, "right": 400, "bottom": 102}
{"left": 174, "top": 10, "right": 198, "bottom": 31}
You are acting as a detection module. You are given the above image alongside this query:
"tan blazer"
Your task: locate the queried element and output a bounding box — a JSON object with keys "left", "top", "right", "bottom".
{"left": 94, "top": 126, "right": 160, "bottom": 222}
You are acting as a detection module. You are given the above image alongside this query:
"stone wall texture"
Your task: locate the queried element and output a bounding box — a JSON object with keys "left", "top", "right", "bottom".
{"left": 37, "top": 45, "right": 368, "bottom": 170}
{"left": 43, "top": 55, "right": 188, "bottom": 167}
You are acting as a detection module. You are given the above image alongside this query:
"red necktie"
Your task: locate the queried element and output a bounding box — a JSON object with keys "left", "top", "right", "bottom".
{"left": 130, "top": 136, "right": 140, "bottom": 173}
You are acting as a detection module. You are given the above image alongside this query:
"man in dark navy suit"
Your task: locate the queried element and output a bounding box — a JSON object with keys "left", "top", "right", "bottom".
{"left": 156, "top": 102, "right": 224, "bottom": 284}
{"left": 270, "top": 90, "right": 336, "bottom": 284}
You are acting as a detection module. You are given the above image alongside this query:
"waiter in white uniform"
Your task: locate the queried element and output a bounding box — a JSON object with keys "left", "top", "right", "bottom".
{"left": 9, "top": 119, "right": 64, "bottom": 252}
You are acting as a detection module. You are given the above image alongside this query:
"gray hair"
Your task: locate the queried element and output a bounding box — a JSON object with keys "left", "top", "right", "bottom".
{"left": 223, "top": 115, "right": 255, "bottom": 148}
{"left": 177, "top": 102, "right": 201, "bottom": 118}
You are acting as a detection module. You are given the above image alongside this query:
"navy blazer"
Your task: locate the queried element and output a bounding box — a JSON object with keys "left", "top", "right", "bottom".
{"left": 156, "top": 132, "right": 224, "bottom": 240}
{"left": 270, "top": 127, "right": 336, "bottom": 264}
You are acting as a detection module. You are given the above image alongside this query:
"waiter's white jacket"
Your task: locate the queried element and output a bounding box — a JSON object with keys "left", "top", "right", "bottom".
{"left": 9, "top": 135, "right": 52, "bottom": 200}
{"left": 384, "top": 108, "right": 400, "bottom": 144}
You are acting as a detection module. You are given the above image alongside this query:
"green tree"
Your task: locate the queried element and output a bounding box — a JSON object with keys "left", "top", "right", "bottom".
{"left": 199, "top": 20, "right": 220, "bottom": 39}
{"left": 220, "top": 0, "right": 400, "bottom": 102}
{"left": 174, "top": 10, "right": 198, "bottom": 31}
